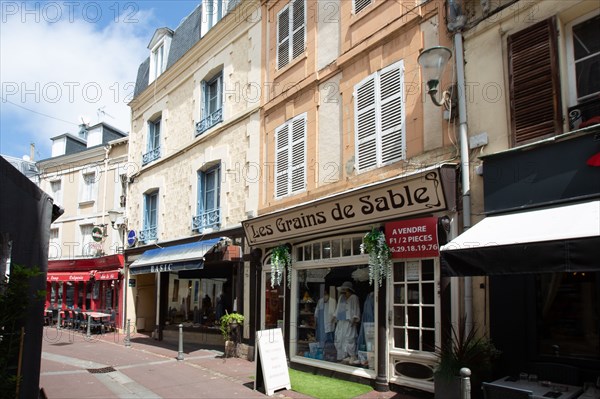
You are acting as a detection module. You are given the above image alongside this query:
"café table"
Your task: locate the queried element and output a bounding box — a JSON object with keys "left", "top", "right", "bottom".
{"left": 83, "top": 311, "right": 111, "bottom": 336}
{"left": 487, "top": 376, "right": 583, "bottom": 399}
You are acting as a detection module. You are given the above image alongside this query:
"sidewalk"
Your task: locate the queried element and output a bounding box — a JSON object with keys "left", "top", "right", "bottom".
{"left": 40, "top": 327, "right": 429, "bottom": 399}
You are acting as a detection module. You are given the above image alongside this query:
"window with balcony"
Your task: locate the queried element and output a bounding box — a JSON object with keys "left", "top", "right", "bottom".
{"left": 143, "top": 118, "right": 161, "bottom": 165}
{"left": 275, "top": 113, "right": 306, "bottom": 198}
{"left": 141, "top": 190, "right": 158, "bottom": 242}
{"left": 277, "top": 0, "right": 305, "bottom": 70}
{"left": 354, "top": 60, "right": 405, "bottom": 171}
{"left": 196, "top": 72, "right": 223, "bottom": 136}
{"left": 193, "top": 164, "right": 221, "bottom": 232}
{"left": 79, "top": 171, "right": 97, "bottom": 204}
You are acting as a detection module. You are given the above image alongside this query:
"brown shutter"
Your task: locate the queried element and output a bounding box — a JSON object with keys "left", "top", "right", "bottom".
{"left": 508, "top": 17, "right": 562, "bottom": 146}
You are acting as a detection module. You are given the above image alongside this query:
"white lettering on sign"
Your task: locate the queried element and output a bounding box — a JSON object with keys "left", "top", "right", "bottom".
{"left": 150, "top": 263, "right": 173, "bottom": 273}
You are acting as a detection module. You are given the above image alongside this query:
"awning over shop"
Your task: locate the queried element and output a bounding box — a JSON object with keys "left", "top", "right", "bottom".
{"left": 47, "top": 272, "right": 91, "bottom": 282}
{"left": 440, "top": 200, "right": 600, "bottom": 276}
{"left": 129, "top": 238, "right": 223, "bottom": 275}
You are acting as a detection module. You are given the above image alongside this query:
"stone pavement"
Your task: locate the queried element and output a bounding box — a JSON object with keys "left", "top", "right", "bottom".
{"left": 39, "top": 327, "right": 430, "bottom": 399}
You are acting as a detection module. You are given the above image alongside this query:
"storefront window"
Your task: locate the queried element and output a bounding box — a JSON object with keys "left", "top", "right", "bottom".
{"left": 166, "top": 274, "right": 227, "bottom": 326}
{"left": 391, "top": 259, "right": 436, "bottom": 352}
{"left": 77, "top": 282, "right": 84, "bottom": 308}
{"left": 536, "top": 272, "right": 599, "bottom": 359}
{"left": 265, "top": 271, "right": 284, "bottom": 330}
{"left": 66, "top": 283, "right": 74, "bottom": 308}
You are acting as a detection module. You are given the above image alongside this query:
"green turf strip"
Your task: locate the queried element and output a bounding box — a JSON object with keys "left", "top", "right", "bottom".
{"left": 289, "top": 368, "right": 373, "bottom": 399}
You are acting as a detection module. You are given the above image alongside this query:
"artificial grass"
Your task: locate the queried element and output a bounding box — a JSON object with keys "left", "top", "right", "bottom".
{"left": 289, "top": 368, "right": 373, "bottom": 399}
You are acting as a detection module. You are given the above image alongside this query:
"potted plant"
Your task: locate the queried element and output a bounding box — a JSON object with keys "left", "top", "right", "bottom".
{"left": 434, "top": 318, "right": 500, "bottom": 399}
{"left": 219, "top": 312, "right": 245, "bottom": 358}
{"left": 270, "top": 244, "right": 291, "bottom": 288}
{"left": 360, "top": 227, "right": 392, "bottom": 287}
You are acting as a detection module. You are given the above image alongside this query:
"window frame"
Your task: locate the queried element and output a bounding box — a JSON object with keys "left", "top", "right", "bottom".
{"left": 49, "top": 179, "right": 62, "bottom": 204}
{"left": 276, "top": 0, "right": 306, "bottom": 70}
{"left": 274, "top": 113, "right": 307, "bottom": 199}
{"left": 79, "top": 224, "right": 94, "bottom": 257}
{"left": 152, "top": 43, "right": 165, "bottom": 80}
{"left": 143, "top": 117, "right": 162, "bottom": 165}
{"left": 194, "top": 164, "right": 221, "bottom": 231}
{"left": 79, "top": 170, "right": 97, "bottom": 204}
{"left": 142, "top": 190, "right": 159, "bottom": 242}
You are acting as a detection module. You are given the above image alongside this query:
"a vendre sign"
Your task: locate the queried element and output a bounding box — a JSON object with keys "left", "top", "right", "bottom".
{"left": 385, "top": 217, "right": 439, "bottom": 258}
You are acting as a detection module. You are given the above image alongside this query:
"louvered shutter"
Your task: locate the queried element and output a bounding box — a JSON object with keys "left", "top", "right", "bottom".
{"left": 290, "top": 115, "right": 306, "bottom": 193}
{"left": 355, "top": 75, "right": 378, "bottom": 171}
{"left": 275, "top": 124, "right": 290, "bottom": 197}
{"left": 354, "top": 0, "right": 371, "bottom": 14}
{"left": 508, "top": 17, "right": 562, "bottom": 145}
{"left": 277, "top": 6, "right": 290, "bottom": 69}
{"left": 379, "top": 62, "right": 404, "bottom": 164}
{"left": 291, "top": 0, "right": 305, "bottom": 60}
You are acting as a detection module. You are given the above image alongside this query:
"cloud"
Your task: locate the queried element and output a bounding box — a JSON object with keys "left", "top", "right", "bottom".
{"left": 0, "top": 2, "right": 156, "bottom": 159}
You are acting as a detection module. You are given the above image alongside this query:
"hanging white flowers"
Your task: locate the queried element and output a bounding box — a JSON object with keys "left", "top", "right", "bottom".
{"left": 270, "top": 245, "right": 292, "bottom": 288}
{"left": 360, "top": 227, "right": 392, "bottom": 287}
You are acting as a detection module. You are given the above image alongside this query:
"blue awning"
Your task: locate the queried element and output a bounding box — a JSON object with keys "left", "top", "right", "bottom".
{"left": 129, "top": 238, "right": 223, "bottom": 275}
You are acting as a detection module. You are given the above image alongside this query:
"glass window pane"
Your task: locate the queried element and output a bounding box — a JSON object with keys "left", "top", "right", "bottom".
{"left": 304, "top": 245, "right": 312, "bottom": 261}
{"left": 312, "top": 243, "right": 321, "bottom": 260}
{"left": 394, "top": 263, "right": 405, "bottom": 282}
{"left": 407, "top": 284, "right": 419, "bottom": 304}
{"left": 422, "top": 259, "right": 434, "bottom": 281}
{"left": 322, "top": 241, "right": 331, "bottom": 258}
{"left": 573, "top": 15, "right": 600, "bottom": 59}
{"left": 575, "top": 54, "right": 600, "bottom": 99}
{"left": 393, "top": 305, "right": 405, "bottom": 326}
{"left": 353, "top": 237, "right": 362, "bottom": 255}
{"left": 422, "top": 283, "right": 434, "bottom": 304}
{"left": 342, "top": 238, "right": 352, "bottom": 256}
{"left": 407, "top": 306, "right": 419, "bottom": 327}
{"left": 408, "top": 329, "right": 419, "bottom": 350}
{"left": 331, "top": 239, "right": 340, "bottom": 257}
{"left": 422, "top": 330, "right": 435, "bottom": 352}
{"left": 394, "top": 285, "right": 405, "bottom": 304}
{"left": 296, "top": 246, "right": 303, "bottom": 262}
{"left": 394, "top": 327, "right": 406, "bottom": 349}
{"left": 422, "top": 306, "right": 434, "bottom": 328}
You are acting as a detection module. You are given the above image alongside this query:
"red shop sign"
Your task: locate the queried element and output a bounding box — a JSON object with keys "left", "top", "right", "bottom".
{"left": 385, "top": 217, "right": 439, "bottom": 258}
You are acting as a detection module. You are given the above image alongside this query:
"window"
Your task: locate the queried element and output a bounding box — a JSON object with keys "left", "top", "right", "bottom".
{"left": 193, "top": 165, "right": 221, "bottom": 231}
{"left": 354, "top": 0, "right": 372, "bottom": 14}
{"left": 196, "top": 72, "right": 223, "bottom": 135}
{"left": 80, "top": 171, "right": 97, "bottom": 203}
{"left": 204, "top": 0, "right": 227, "bottom": 31}
{"left": 391, "top": 259, "right": 436, "bottom": 352}
{"left": 277, "top": 0, "right": 305, "bottom": 69}
{"left": 49, "top": 228, "right": 60, "bottom": 259}
{"left": 275, "top": 113, "right": 306, "bottom": 198}
{"left": 143, "top": 118, "right": 161, "bottom": 165}
{"left": 80, "top": 224, "right": 94, "bottom": 256}
{"left": 354, "top": 60, "right": 405, "bottom": 171}
{"left": 50, "top": 180, "right": 62, "bottom": 204}
{"left": 567, "top": 12, "right": 600, "bottom": 104}
{"left": 152, "top": 43, "right": 165, "bottom": 80}
{"left": 141, "top": 191, "right": 158, "bottom": 242}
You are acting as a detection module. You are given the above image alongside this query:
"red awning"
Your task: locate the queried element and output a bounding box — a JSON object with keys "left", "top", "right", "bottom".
{"left": 94, "top": 270, "right": 121, "bottom": 280}
{"left": 46, "top": 272, "right": 91, "bottom": 282}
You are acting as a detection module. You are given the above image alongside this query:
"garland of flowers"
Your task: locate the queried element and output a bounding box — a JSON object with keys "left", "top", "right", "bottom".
{"left": 270, "top": 244, "right": 291, "bottom": 288}
{"left": 360, "top": 227, "right": 392, "bottom": 287}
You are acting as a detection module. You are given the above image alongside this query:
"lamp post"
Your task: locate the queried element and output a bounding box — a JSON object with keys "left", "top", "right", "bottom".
{"left": 417, "top": 46, "right": 453, "bottom": 107}
{"left": 108, "top": 209, "right": 129, "bottom": 333}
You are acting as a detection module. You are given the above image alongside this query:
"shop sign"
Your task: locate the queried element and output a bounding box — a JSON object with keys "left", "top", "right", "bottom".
{"left": 255, "top": 328, "right": 291, "bottom": 395}
{"left": 91, "top": 226, "right": 104, "bottom": 242}
{"left": 150, "top": 263, "right": 172, "bottom": 273}
{"left": 244, "top": 169, "right": 447, "bottom": 245}
{"left": 385, "top": 217, "right": 439, "bottom": 258}
{"left": 128, "top": 278, "right": 136, "bottom": 287}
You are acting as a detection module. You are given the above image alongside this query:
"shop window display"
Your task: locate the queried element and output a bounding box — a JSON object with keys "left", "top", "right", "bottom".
{"left": 295, "top": 265, "right": 375, "bottom": 369}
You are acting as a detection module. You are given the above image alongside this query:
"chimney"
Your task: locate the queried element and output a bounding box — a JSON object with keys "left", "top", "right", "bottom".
{"left": 30, "top": 143, "right": 35, "bottom": 161}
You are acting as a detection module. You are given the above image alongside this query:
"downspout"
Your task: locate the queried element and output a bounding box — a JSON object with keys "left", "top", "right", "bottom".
{"left": 102, "top": 144, "right": 112, "bottom": 236}
{"left": 447, "top": 0, "right": 473, "bottom": 332}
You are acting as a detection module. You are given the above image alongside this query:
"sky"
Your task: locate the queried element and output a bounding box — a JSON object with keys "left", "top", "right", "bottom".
{"left": 0, "top": 0, "right": 201, "bottom": 160}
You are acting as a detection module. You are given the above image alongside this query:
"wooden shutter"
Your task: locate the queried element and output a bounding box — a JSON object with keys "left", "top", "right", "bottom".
{"left": 379, "top": 61, "right": 404, "bottom": 165}
{"left": 277, "top": 6, "right": 290, "bottom": 69}
{"left": 508, "top": 17, "right": 562, "bottom": 146}
{"left": 290, "top": 115, "right": 306, "bottom": 193}
{"left": 355, "top": 75, "right": 378, "bottom": 171}
{"left": 354, "top": 0, "right": 371, "bottom": 14}
{"left": 291, "top": 0, "right": 305, "bottom": 60}
{"left": 275, "top": 124, "right": 290, "bottom": 197}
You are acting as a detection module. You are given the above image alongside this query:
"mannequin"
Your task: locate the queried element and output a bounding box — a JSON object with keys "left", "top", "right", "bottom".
{"left": 314, "top": 289, "right": 336, "bottom": 349}
{"left": 333, "top": 281, "right": 361, "bottom": 364}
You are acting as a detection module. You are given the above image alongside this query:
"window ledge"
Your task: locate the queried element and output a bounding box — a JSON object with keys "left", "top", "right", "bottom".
{"left": 78, "top": 200, "right": 95, "bottom": 207}
{"left": 275, "top": 51, "right": 308, "bottom": 80}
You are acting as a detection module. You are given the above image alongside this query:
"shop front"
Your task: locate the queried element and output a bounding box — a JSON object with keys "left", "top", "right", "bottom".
{"left": 46, "top": 254, "right": 124, "bottom": 329}
{"left": 127, "top": 235, "right": 243, "bottom": 344}
{"left": 245, "top": 165, "right": 457, "bottom": 393}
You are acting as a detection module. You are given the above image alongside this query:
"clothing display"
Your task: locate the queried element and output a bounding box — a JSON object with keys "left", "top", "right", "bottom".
{"left": 357, "top": 291, "right": 374, "bottom": 350}
{"left": 314, "top": 293, "right": 336, "bottom": 349}
{"left": 334, "top": 281, "right": 361, "bottom": 361}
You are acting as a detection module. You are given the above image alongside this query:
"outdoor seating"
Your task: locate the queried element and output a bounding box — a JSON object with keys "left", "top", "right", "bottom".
{"left": 104, "top": 310, "right": 117, "bottom": 332}
{"left": 61, "top": 310, "right": 72, "bottom": 329}
{"left": 527, "top": 362, "right": 581, "bottom": 386}
{"left": 50, "top": 309, "right": 59, "bottom": 326}
{"left": 482, "top": 382, "right": 533, "bottom": 399}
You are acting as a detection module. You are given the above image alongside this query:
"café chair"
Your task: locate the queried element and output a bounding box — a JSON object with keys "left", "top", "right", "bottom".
{"left": 482, "top": 382, "right": 533, "bottom": 399}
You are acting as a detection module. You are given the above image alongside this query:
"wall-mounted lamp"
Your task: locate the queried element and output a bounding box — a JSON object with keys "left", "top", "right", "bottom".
{"left": 417, "top": 46, "right": 453, "bottom": 107}
{"left": 107, "top": 210, "right": 127, "bottom": 230}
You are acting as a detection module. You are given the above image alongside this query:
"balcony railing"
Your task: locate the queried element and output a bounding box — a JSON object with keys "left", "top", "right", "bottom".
{"left": 196, "top": 108, "right": 223, "bottom": 136}
{"left": 142, "top": 146, "right": 161, "bottom": 166}
{"left": 192, "top": 209, "right": 221, "bottom": 232}
{"left": 139, "top": 226, "right": 157, "bottom": 242}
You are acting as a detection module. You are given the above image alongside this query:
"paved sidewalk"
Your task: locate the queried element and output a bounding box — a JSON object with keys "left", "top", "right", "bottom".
{"left": 40, "top": 327, "right": 429, "bottom": 399}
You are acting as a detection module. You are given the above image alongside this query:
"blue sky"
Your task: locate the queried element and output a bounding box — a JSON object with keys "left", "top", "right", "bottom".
{"left": 0, "top": 1, "right": 201, "bottom": 160}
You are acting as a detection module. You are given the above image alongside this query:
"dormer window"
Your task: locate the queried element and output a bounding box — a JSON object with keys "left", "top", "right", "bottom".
{"left": 201, "top": 0, "right": 231, "bottom": 37}
{"left": 148, "top": 28, "right": 173, "bottom": 84}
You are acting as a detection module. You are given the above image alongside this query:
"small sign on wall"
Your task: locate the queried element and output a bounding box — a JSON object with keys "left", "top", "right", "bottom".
{"left": 128, "top": 278, "right": 136, "bottom": 287}
{"left": 385, "top": 217, "right": 439, "bottom": 258}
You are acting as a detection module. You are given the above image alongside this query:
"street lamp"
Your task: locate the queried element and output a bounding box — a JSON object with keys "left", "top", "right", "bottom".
{"left": 417, "top": 46, "right": 452, "bottom": 107}
{"left": 107, "top": 210, "right": 127, "bottom": 230}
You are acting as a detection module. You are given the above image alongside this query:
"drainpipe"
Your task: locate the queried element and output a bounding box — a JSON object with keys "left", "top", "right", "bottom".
{"left": 448, "top": 0, "right": 473, "bottom": 332}
{"left": 102, "top": 144, "right": 112, "bottom": 237}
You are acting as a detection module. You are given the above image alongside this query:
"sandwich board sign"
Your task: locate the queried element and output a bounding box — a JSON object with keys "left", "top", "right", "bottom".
{"left": 254, "top": 328, "right": 290, "bottom": 396}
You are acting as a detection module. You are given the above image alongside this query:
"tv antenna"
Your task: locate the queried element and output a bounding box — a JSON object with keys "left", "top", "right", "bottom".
{"left": 97, "top": 106, "right": 115, "bottom": 121}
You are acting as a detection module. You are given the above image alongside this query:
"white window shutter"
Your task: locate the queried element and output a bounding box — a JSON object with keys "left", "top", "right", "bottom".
{"left": 291, "top": 0, "right": 305, "bottom": 59}
{"left": 354, "top": 75, "right": 378, "bottom": 171}
{"left": 379, "top": 61, "right": 404, "bottom": 165}
{"left": 275, "top": 124, "right": 290, "bottom": 197}
{"left": 277, "top": 6, "right": 290, "bottom": 69}
{"left": 290, "top": 115, "right": 306, "bottom": 193}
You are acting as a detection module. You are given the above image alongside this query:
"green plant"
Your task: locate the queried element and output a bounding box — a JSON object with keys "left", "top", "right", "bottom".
{"left": 219, "top": 312, "right": 245, "bottom": 341}
{"left": 360, "top": 227, "right": 392, "bottom": 287}
{"left": 270, "top": 244, "right": 291, "bottom": 288}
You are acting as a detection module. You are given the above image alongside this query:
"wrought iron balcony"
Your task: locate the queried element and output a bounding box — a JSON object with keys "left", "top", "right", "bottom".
{"left": 142, "top": 146, "right": 161, "bottom": 166}
{"left": 192, "top": 209, "right": 221, "bottom": 232}
{"left": 139, "top": 226, "right": 157, "bottom": 242}
{"left": 196, "top": 108, "right": 223, "bottom": 136}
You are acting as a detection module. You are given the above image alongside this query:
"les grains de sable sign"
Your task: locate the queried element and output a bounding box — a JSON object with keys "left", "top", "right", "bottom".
{"left": 385, "top": 216, "right": 439, "bottom": 258}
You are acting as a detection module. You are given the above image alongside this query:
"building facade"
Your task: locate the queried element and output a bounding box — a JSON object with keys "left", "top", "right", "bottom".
{"left": 37, "top": 122, "right": 128, "bottom": 329}
{"left": 124, "top": 0, "right": 261, "bottom": 344}
{"left": 243, "top": 0, "right": 461, "bottom": 393}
